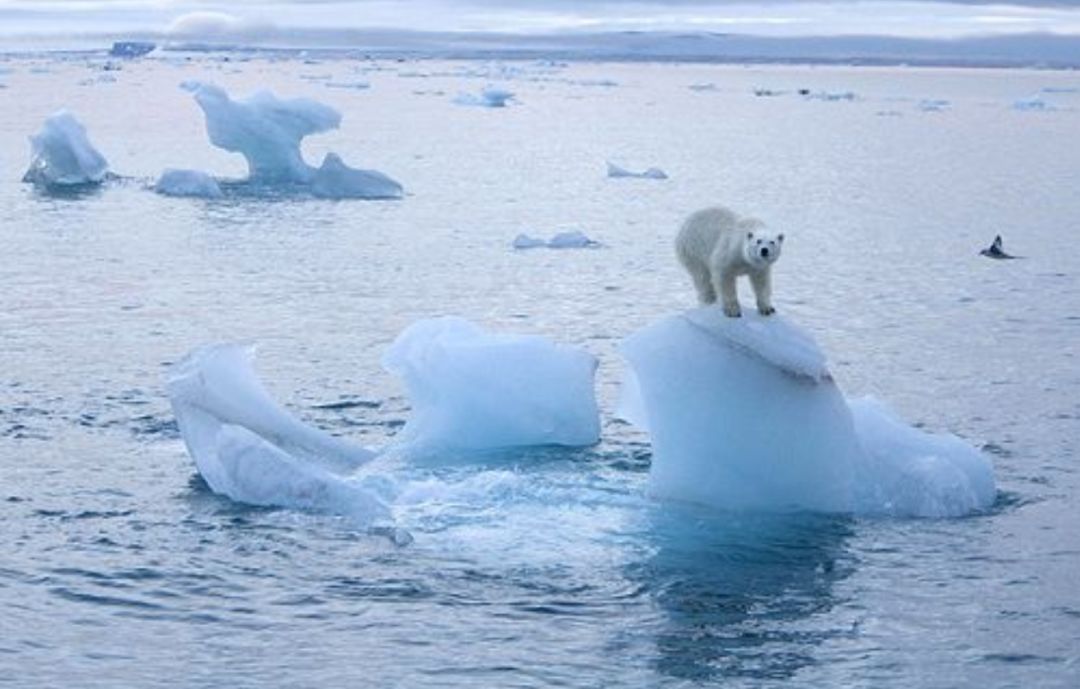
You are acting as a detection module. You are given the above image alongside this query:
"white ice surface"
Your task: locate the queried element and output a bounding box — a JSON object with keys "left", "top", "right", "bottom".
{"left": 606, "top": 162, "right": 668, "bottom": 179}
{"left": 167, "top": 343, "right": 388, "bottom": 523}
{"left": 22, "top": 111, "right": 109, "bottom": 187}
{"left": 155, "top": 168, "right": 223, "bottom": 198}
{"left": 382, "top": 317, "right": 601, "bottom": 453}
{"left": 620, "top": 307, "right": 996, "bottom": 518}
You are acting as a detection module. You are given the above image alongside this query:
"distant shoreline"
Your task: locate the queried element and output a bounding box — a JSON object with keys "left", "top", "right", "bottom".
{"left": 2, "top": 29, "right": 1079, "bottom": 71}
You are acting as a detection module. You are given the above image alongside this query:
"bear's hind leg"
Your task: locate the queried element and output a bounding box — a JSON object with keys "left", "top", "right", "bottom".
{"left": 691, "top": 266, "right": 717, "bottom": 304}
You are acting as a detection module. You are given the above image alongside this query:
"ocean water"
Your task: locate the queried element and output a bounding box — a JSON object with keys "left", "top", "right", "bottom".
{"left": 2, "top": 53, "right": 1080, "bottom": 687}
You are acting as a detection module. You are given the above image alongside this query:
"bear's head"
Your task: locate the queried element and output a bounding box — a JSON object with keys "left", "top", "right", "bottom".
{"left": 742, "top": 224, "right": 784, "bottom": 268}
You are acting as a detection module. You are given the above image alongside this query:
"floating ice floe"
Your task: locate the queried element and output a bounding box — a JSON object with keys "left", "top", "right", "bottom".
{"left": 1013, "top": 95, "right": 1055, "bottom": 112}
{"left": 918, "top": 99, "right": 950, "bottom": 112}
{"left": 688, "top": 83, "right": 719, "bottom": 92}
{"left": 182, "top": 81, "right": 402, "bottom": 199}
{"left": 324, "top": 81, "right": 370, "bottom": 90}
{"left": 155, "top": 168, "right": 223, "bottom": 199}
{"left": 606, "top": 162, "right": 668, "bottom": 180}
{"left": 620, "top": 307, "right": 996, "bottom": 518}
{"left": 512, "top": 230, "right": 600, "bottom": 250}
{"left": 167, "top": 343, "right": 389, "bottom": 523}
{"left": 454, "top": 86, "right": 514, "bottom": 108}
{"left": 22, "top": 111, "right": 109, "bottom": 187}
{"left": 805, "top": 90, "right": 856, "bottom": 102}
{"left": 382, "top": 317, "right": 601, "bottom": 453}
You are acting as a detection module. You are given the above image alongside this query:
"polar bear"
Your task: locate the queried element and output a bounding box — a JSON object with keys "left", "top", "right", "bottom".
{"left": 675, "top": 206, "right": 784, "bottom": 318}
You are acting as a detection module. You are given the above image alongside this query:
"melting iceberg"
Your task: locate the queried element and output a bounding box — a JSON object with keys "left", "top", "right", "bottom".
{"left": 155, "top": 168, "right": 223, "bottom": 199}
{"left": 182, "top": 81, "right": 402, "bottom": 198}
{"left": 22, "top": 111, "right": 109, "bottom": 187}
{"left": 607, "top": 162, "right": 668, "bottom": 180}
{"left": 621, "top": 307, "right": 995, "bottom": 518}
{"left": 382, "top": 317, "right": 601, "bottom": 453}
{"left": 167, "top": 344, "right": 388, "bottom": 523}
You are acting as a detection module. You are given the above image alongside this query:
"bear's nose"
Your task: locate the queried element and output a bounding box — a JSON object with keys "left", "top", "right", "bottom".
{"left": 761, "top": 247, "right": 770, "bottom": 258}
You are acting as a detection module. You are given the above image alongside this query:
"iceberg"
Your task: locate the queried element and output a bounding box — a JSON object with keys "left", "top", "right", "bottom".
{"left": 182, "top": 81, "right": 402, "bottom": 198}
{"left": 454, "top": 86, "right": 514, "bottom": 108}
{"left": 155, "top": 168, "right": 223, "bottom": 199}
{"left": 606, "top": 162, "right": 668, "bottom": 180}
{"left": 382, "top": 317, "right": 601, "bottom": 453}
{"left": 620, "top": 307, "right": 996, "bottom": 518}
{"left": 22, "top": 111, "right": 109, "bottom": 187}
{"left": 167, "top": 344, "right": 388, "bottom": 523}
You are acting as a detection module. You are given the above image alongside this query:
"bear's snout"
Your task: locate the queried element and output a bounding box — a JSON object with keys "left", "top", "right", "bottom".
{"left": 760, "top": 247, "right": 770, "bottom": 259}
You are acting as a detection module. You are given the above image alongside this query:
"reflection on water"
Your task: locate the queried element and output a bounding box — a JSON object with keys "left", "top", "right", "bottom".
{"left": 632, "top": 507, "right": 855, "bottom": 682}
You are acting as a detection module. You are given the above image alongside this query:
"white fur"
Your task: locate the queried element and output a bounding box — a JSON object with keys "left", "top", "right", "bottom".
{"left": 675, "top": 206, "right": 784, "bottom": 317}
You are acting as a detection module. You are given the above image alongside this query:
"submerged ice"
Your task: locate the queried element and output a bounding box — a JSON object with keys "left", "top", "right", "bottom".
{"left": 22, "top": 111, "right": 109, "bottom": 187}
{"left": 182, "top": 81, "right": 402, "bottom": 198}
{"left": 382, "top": 317, "right": 601, "bottom": 453}
{"left": 621, "top": 307, "right": 996, "bottom": 518}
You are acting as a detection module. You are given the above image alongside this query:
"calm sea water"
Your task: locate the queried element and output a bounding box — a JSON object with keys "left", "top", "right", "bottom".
{"left": 2, "top": 54, "right": 1079, "bottom": 687}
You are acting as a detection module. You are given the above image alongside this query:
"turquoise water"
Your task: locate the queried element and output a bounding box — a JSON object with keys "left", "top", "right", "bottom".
{"left": 2, "top": 54, "right": 1079, "bottom": 687}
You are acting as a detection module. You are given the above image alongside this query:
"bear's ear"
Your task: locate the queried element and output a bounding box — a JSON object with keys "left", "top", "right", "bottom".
{"left": 777, "top": 233, "right": 785, "bottom": 242}
{"left": 746, "top": 231, "right": 754, "bottom": 240}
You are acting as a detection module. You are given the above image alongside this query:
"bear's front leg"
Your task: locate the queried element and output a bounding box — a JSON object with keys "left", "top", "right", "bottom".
{"left": 750, "top": 270, "right": 775, "bottom": 316}
{"left": 715, "top": 271, "right": 741, "bottom": 318}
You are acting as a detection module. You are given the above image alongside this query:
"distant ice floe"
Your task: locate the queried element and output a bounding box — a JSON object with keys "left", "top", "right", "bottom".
{"left": 324, "top": 81, "right": 370, "bottom": 90}
{"left": 513, "top": 230, "right": 600, "bottom": 249}
{"left": 382, "top": 317, "right": 601, "bottom": 454}
{"left": 155, "top": 168, "right": 223, "bottom": 199}
{"left": 1013, "top": 95, "right": 1056, "bottom": 111}
{"left": 167, "top": 343, "right": 389, "bottom": 524}
{"left": 688, "top": 83, "right": 719, "bottom": 92}
{"left": 182, "top": 81, "right": 403, "bottom": 199}
{"left": 620, "top": 307, "right": 996, "bottom": 518}
{"left": 22, "top": 111, "right": 109, "bottom": 188}
{"left": 606, "top": 161, "right": 668, "bottom": 180}
{"left": 918, "top": 99, "right": 950, "bottom": 112}
{"left": 805, "top": 90, "right": 856, "bottom": 102}
{"left": 454, "top": 86, "right": 514, "bottom": 108}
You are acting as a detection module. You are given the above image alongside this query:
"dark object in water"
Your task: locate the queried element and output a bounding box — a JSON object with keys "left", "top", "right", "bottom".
{"left": 110, "top": 41, "right": 156, "bottom": 58}
{"left": 980, "top": 235, "right": 1018, "bottom": 259}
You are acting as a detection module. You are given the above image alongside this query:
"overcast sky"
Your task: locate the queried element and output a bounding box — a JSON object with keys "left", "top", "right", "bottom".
{"left": 2, "top": 0, "right": 1080, "bottom": 38}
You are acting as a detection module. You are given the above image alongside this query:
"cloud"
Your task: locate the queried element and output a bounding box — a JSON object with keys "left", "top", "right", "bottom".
{"left": 166, "top": 10, "right": 275, "bottom": 38}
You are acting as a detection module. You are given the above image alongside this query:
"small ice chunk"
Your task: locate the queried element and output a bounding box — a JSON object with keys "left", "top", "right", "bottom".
{"left": 382, "top": 317, "right": 601, "bottom": 453}
{"left": 167, "top": 343, "right": 387, "bottom": 522}
{"left": 454, "top": 86, "right": 514, "bottom": 108}
{"left": 606, "top": 161, "right": 668, "bottom": 180}
{"left": 512, "top": 231, "right": 599, "bottom": 250}
{"left": 547, "top": 230, "right": 599, "bottom": 249}
{"left": 310, "top": 153, "right": 403, "bottom": 199}
{"left": 324, "top": 81, "right": 371, "bottom": 90}
{"left": 1013, "top": 95, "right": 1054, "bottom": 111}
{"left": 918, "top": 99, "right": 950, "bottom": 112}
{"left": 512, "top": 233, "right": 547, "bottom": 249}
{"left": 22, "top": 111, "right": 109, "bottom": 187}
{"left": 155, "top": 168, "right": 223, "bottom": 199}
{"left": 805, "top": 90, "right": 856, "bottom": 102}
